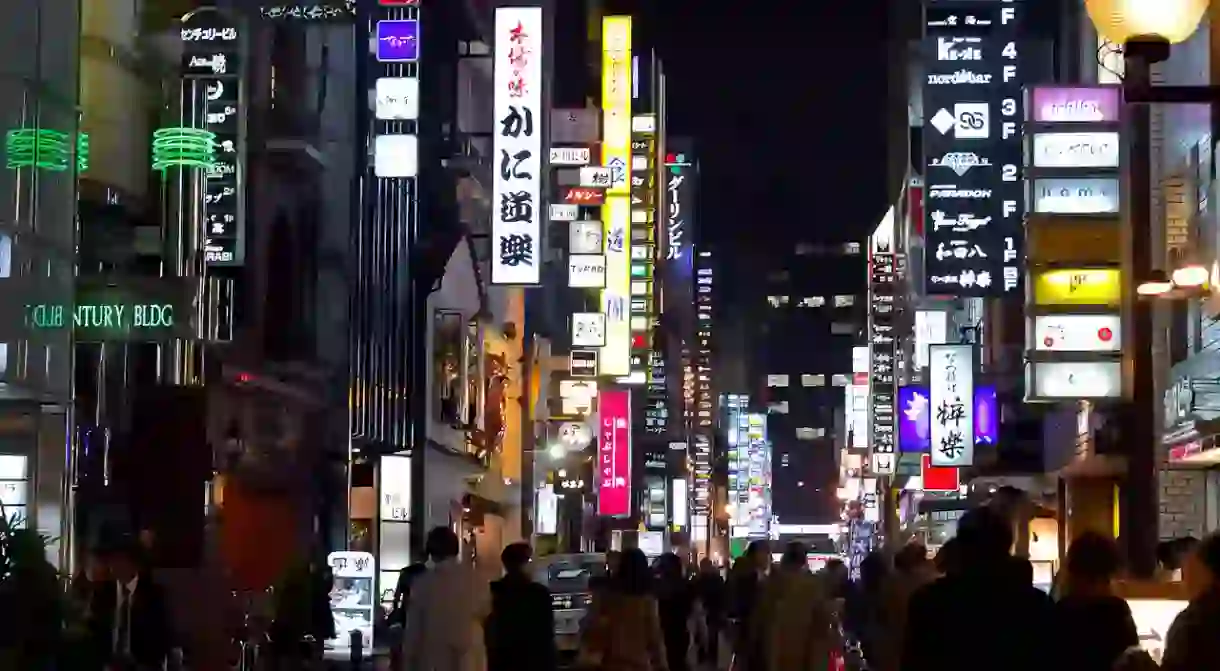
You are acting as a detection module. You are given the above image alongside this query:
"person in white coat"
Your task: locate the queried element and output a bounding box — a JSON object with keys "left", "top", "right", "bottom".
{"left": 403, "top": 526, "right": 491, "bottom": 671}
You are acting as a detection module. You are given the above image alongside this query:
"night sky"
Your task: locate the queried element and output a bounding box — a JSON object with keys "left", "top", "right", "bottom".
{"left": 651, "top": 0, "right": 897, "bottom": 251}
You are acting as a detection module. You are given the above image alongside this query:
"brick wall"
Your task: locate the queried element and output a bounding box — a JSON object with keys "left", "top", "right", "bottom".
{"left": 1159, "top": 469, "right": 1207, "bottom": 540}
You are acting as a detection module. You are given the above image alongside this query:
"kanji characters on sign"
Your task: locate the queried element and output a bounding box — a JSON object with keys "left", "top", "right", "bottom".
{"left": 491, "top": 8, "right": 543, "bottom": 284}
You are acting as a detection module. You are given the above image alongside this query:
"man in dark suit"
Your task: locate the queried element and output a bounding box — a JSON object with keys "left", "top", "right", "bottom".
{"left": 88, "top": 540, "right": 176, "bottom": 670}
{"left": 484, "top": 543, "right": 556, "bottom": 671}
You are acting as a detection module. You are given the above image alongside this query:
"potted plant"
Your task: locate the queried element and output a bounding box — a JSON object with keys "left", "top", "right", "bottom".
{"left": 0, "top": 513, "right": 72, "bottom": 669}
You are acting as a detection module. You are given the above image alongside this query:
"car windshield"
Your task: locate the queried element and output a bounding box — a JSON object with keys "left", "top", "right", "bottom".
{"left": 543, "top": 558, "right": 605, "bottom": 593}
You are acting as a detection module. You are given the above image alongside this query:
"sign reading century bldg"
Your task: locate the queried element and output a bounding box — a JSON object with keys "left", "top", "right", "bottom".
{"left": 922, "top": 0, "right": 1026, "bottom": 297}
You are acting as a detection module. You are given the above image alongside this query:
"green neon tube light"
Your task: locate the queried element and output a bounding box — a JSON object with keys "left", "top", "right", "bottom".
{"left": 5, "top": 129, "right": 83, "bottom": 171}
{"left": 151, "top": 127, "right": 216, "bottom": 172}
{"left": 76, "top": 133, "right": 89, "bottom": 173}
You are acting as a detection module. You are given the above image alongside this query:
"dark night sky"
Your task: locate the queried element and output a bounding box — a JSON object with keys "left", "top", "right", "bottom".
{"left": 650, "top": 0, "right": 897, "bottom": 251}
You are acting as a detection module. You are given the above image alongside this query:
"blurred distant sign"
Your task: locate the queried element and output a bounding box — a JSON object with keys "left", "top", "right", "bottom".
{"left": 551, "top": 108, "right": 599, "bottom": 144}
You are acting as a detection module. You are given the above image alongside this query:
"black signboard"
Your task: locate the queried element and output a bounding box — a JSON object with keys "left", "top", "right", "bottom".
{"left": 182, "top": 8, "right": 245, "bottom": 267}
{"left": 922, "top": 0, "right": 1023, "bottom": 296}
{"left": 869, "top": 249, "right": 897, "bottom": 474}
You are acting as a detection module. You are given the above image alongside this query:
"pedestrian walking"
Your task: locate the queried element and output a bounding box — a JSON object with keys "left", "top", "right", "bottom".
{"left": 575, "top": 547, "right": 668, "bottom": 671}
{"left": 485, "top": 542, "right": 556, "bottom": 671}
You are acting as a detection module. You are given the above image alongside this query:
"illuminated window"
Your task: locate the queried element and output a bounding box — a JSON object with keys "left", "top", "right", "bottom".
{"left": 796, "top": 427, "right": 826, "bottom": 440}
{"left": 798, "top": 296, "right": 824, "bottom": 308}
{"left": 767, "top": 270, "right": 790, "bottom": 282}
{"left": 833, "top": 295, "right": 856, "bottom": 307}
{"left": 830, "top": 322, "right": 857, "bottom": 335}
{"left": 766, "top": 374, "right": 789, "bottom": 387}
{"left": 801, "top": 374, "right": 825, "bottom": 387}
{"left": 844, "top": 242, "right": 862, "bottom": 255}
{"left": 769, "top": 401, "right": 789, "bottom": 414}
{"left": 767, "top": 295, "right": 789, "bottom": 308}
{"left": 831, "top": 374, "right": 850, "bottom": 387}
{"left": 795, "top": 243, "right": 816, "bottom": 256}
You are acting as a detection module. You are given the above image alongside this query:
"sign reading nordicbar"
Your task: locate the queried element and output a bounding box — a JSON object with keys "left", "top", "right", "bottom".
{"left": 922, "top": 0, "right": 1025, "bottom": 297}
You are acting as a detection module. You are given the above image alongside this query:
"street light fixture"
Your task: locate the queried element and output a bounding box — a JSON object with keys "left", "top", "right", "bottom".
{"left": 1171, "top": 264, "right": 1210, "bottom": 289}
{"left": 1086, "top": 0, "right": 1209, "bottom": 44}
{"left": 1085, "top": 0, "right": 1210, "bottom": 579}
{"left": 1136, "top": 270, "right": 1173, "bottom": 297}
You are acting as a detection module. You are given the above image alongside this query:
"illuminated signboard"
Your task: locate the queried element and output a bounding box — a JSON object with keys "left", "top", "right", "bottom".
{"left": 929, "top": 344, "right": 975, "bottom": 467}
{"left": 600, "top": 16, "right": 632, "bottom": 377}
{"left": 597, "top": 390, "right": 632, "bottom": 517}
{"left": 1030, "top": 86, "right": 1120, "bottom": 123}
{"left": 181, "top": 7, "right": 246, "bottom": 266}
{"left": 490, "top": 8, "right": 542, "bottom": 285}
{"left": 869, "top": 209, "right": 897, "bottom": 475}
{"left": 1031, "top": 177, "right": 1120, "bottom": 214}
{"left": 564, "top": 186, "right": 605, "bottom": 206}
{"left": 1032, "top": 268, "right": 1121, "bottom": 306}
{"left": 13, "top": 278, "right": 195, "bottom": 342}
{"left": 1030, "top": 360, "right": 1122, "bottom": 399}
{"left": 922, "top": 0, "right": 1028, "bottom": 297}
{"left": 1032, "top": 132, "right": 1121, "bottom": 169}
{"left": 1031, "top": 314, "right": 1121, "bottom": 352}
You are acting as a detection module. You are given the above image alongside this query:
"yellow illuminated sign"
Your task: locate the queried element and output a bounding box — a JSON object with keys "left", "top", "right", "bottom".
{"left": 601, "top": 17, "right": 631, "bottom": 197}
{"left": 600, "top": 16, "right": 632, "bottom": 377}
{"left": 1033, "top": 268, "right": 1122, "bottom": 306}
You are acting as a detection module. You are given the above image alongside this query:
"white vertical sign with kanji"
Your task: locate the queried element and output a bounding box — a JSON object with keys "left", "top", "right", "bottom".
{"left": 928, "top": 344, "right": 974, "bottom": 467}
{"left": 491, "top": 8, "right": 543, "bottom": 285}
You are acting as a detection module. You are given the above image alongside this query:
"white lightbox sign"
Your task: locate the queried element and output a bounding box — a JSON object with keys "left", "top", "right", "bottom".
{"left": 914, "top": 310, "right": 948, "bottom": 370}
{"left": 672, "top": 478, "right": 688, "bottom": 529}
{"left": 549, "top": 147, "right": 591, "bottom": 166}
{"left": 373, "top": 134, "right": 418, "bottom": 177}
{"left": 1032, "top": 360, "right": 1122, "bottom": 399}
{"left": 579, "top": 166, "right": 612, "bottom": 188}
{"left": 379, "top": 455, "right": 411, "bottom": 521}
{"left": 929, "top": 344, "right": 974, "bottom": 467}
{"left": 1032, "top": 314, "right": 1121, "bottom": 352}
{"left": 568, "top": 254, "right": 607, "bottom": 288}
{"left": 1032, "top": 177, "right": 1120, "bottom": 214}
{"left": 570, "top": 221, "right": 602, "bottom": 254}
{"left": 1032, "top": 132, "right": 1120, "bottom": 169}
{"left": 549, "top": 204, "right": 578, "bottom": 222}
{"left": 375, "top": 77, "right": 419, "bottom": 120}
{"left": 491, "top": 7, "right": 543, "bottom": 285}
{"left": 571, "top": 312, "right": 606, "bottom": 347}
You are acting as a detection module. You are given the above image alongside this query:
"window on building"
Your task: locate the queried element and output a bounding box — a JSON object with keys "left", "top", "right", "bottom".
{"left": 833, "top": 295, "right": 856, "bottom": 307}
{"left": 801, "top": 374, "right": 826, "bottom": 387}
{"left": 830, "top": 322, "right": 857, "bottom": 335}
{"left": 796, "top": 427, "right": 826, "bottom": 440}
{"left": 769, "top": 401, "right": 789, "bottom": 414}
{"left": 766, "top": 374, "right": 789, "bottom": 387}
{"left": 831, "top": 374, "right": 850, "bottom": 387}
{"left": 795, "top": 242, "right": 816, "bottom": 256}
{"left": 767, "top": 270, "right": 790, "bottom": 282}
{"left": 798, "top": 296, "right": 825, "bottom": 308}
{"left": 767, "top": 295, "right": 789, "bottom": 308}
{"left": 844, "top": 242, "right": 862, "bottom": 255}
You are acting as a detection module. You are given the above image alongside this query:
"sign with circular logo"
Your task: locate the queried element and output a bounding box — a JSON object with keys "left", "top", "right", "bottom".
{"left": 556, "top": 421, "right": 592, "bottom": 450}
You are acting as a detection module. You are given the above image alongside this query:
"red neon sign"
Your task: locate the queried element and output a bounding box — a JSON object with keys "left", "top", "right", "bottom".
{"left": 564, "top": 187, "right": 605, "bottom": 205}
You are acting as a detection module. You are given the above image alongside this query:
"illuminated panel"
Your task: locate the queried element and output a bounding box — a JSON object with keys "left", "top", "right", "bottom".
{"left": 632, "top": 130, "right": 656, "bottom": 385}
{"left": 600, "top": 16, "right": 632, "bottom": 375}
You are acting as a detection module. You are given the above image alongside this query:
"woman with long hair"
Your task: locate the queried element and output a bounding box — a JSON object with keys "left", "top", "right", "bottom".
{"left": 1052, "top": 533, "right": 1137, "bottom": 671}
{"left": 576, "top": 548, "right": 668, "bottom": 671}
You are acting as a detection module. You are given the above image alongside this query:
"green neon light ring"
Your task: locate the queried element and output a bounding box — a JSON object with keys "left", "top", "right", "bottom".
{"left": 151, "top": 127, "right": 216, "bottom": 172}
{"left": 6, "top": 129, "right": 74, "bottom": 171}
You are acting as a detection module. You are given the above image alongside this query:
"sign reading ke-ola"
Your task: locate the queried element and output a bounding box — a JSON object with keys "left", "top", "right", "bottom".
{"left": 27, "top": 303, "right": 175, "bottom": 330}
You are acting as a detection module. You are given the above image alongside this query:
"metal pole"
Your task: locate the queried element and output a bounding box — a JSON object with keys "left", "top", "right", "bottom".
{"left": 1122, "top": 45, "right": 1159, "bottom": 579}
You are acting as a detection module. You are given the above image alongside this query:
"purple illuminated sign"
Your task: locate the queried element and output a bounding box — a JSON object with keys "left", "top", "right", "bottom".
{"left": 376, "top": 20, "right": 420, "bottom": 63}
{"left": 898, "top": 385, "right": 996, "bottom": 452}
{"left": 1030, "top": 87, "right": 1120, "bottom": 123}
